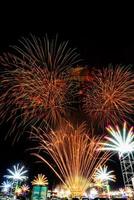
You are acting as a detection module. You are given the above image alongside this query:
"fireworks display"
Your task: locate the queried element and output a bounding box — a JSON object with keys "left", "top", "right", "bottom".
{"left": 21, "top": 184, "right": 30, "bottom": 192}
{"left": 4, "top": 164, "right": 28, "bottom": 181}
{"left": 101, "top": 122, "right": 134, "bottom": 157}
{"left": 0, "top": 34, "right": 134, "bottom": 198}
{"left": 100, "top": 122, "right": 134, "bottom": 187}
{"left": 31, "top": 174, "right": 48, "bottom": 186}
{"left": 31, "top": 122, "right": 112, "bottom": 196}
{"left": 94, "top": 165, "right": 116, "bottom": 182}
{"left": 0, "top": 180, "right": 12, "bottom": 193}
{"left": 83, "top": 66, "right": 134, "bottom": 127}
{"left": 0, "top": 35, "right": 79, "bottom": 138}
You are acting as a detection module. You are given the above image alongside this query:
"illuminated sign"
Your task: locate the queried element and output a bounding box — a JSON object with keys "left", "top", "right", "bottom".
{"left": 32, "top": 185, "right": 48, "bottom": 200}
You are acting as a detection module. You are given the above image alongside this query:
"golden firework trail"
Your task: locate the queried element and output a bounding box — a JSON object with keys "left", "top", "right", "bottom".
{"left": 31, "top": 122, "right": 112, "bottom": 196}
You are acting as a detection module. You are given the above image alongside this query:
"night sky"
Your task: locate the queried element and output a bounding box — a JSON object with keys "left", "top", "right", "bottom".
{"left": 0, "top": 4, "right": 133, "bottom": 190}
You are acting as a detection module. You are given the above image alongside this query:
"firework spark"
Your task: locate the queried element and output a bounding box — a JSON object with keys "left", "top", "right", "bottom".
{"left": 4, "top": 164, "right": 28, "bottom": 182}
{"left": 83, "top": 66, "right": 134, "bottom": 127}
{"left": 101, "top": 122, "right": 134, "bottom": 157}
{"left": 100, "top": 122, "right": 134, "bottom": 188}
{"left": 32, "top": 174, "right": 48, "bottom": 186}
{"left": 21, "top": 184, "right": 30, "bottom": 192}
{"left": 31, "top": 122, "right": 112, "bottom": 196}
{"left": 94, "top": 165, "right": 116, "bottom": 182}
{"left": 0, "top": 35, "right": 79, "bottom": 138}
{"left": 0, "top": 180, "right": 12, "bottom": 193}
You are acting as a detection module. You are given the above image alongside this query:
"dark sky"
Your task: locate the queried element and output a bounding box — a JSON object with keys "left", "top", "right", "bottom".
{"left": 0, "top": 5, "right": 133, "bottom": 190}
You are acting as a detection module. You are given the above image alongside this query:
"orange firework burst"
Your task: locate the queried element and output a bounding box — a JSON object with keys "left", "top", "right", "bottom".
{"left": 31, "top": 122, "right": 112, "bottom": 196}
{"left": 0, "top": 35, "right": 79, "bottom": 138}
{"left": 83, "top": 65, "right": 134, "bottom": 127}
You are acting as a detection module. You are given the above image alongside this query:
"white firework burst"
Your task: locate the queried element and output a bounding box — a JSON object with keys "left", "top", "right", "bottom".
{"left": 101, "top": 122, "right": 134, "bottom": 157}
{"left": 94, "top": 165, "right": 116, "bottom": 182}
{"left": 4, "top": 164, "right": 28, "bottom": 181}
{"left": 0, "top": 180, "right": 12, "bottom": 193}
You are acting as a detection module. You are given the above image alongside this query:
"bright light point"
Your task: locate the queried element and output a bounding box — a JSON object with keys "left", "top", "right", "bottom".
{"left": 53, "top": 186, "right": 71, "bottom": 198}
{"left": 15, "top": 187, "right": 22, "bottom": 195}
{"left": 89, "top": 188, "right": 98, "bottom": 199}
